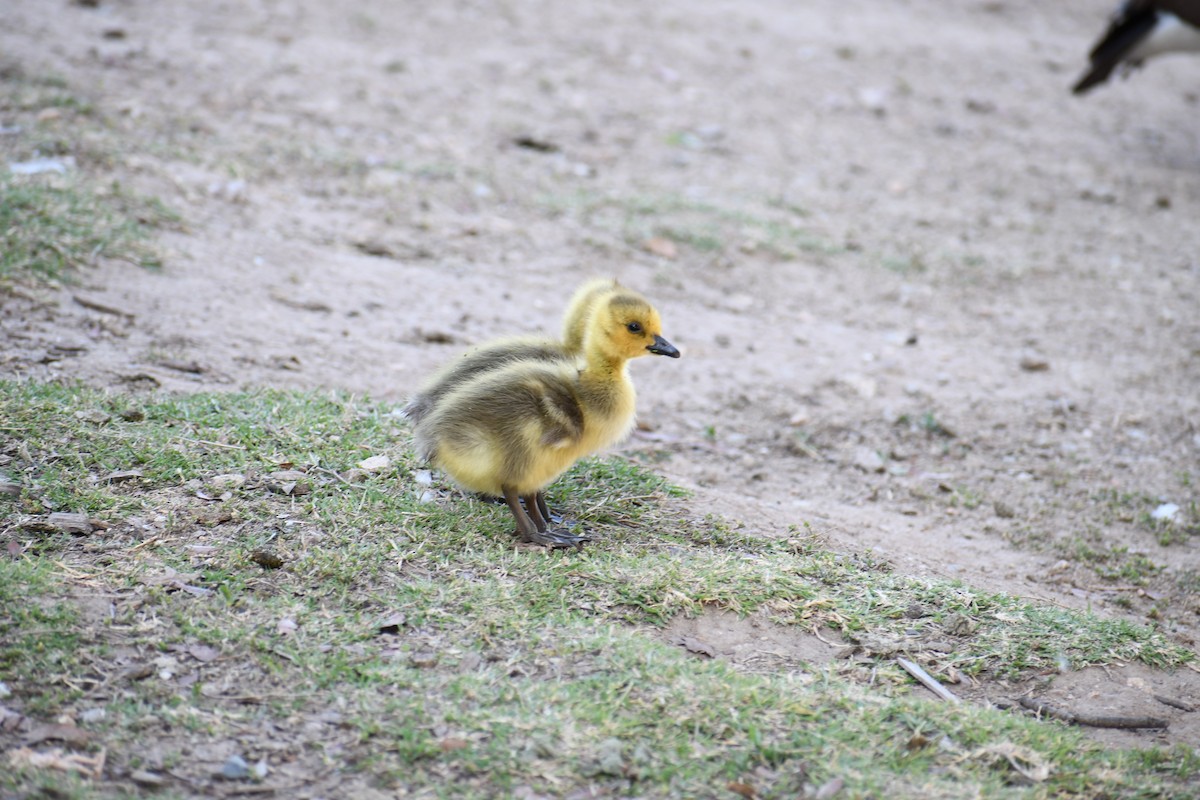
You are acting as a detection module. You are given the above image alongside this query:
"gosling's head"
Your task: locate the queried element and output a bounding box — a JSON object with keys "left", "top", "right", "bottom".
{"left": 562, "top": 278, "right": 621, "bottom": 353}
{"left": 588, "top": 288, "right": 681, "bottom": 361}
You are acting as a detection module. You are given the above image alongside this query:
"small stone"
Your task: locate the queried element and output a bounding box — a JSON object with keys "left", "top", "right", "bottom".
{"left": 340, "top": 468, "right": 369, "bottom": 483}
{"left": 208, "top": 473, "right": 246, "bottom": 490}
{"left": 994, "top": 501, "right": 1016, "bottom": 519}
{"left": 220, "top": 754, "right": 250, "bottom": 780}
{"left": 943, "top": 612, "right": 977, "bottom": 636}
{"left": 39, "top": 512, "right": 95, "bottom": 535}
{"left": 725, "top": 293, "right": 755, "bottom": 312}
{"left": 410, "top": 651, "right": 439, "bottom": 668}
{"left": 852, "top": 447, "right": 885, "bottom": 473}
{"left": 131, "top": 770, "right": 166, "bottom": 787}
{"left": 857, "top": 87, "right": 889, "bottom": 115}
{"left": 0, "top": 473, "right": 19, "bottom": 497}
{"left": 643, "top": 237, "right": 677, "bottom": 259}
{"left": 266, "top": 470, "right": 311, "bottom": 495}
{"left": 414, "top": 469, "right": 433, "bottom": 486}
{"left": 1019, "top": 353, "right": 1050, "bottom": 372}
{"left": 9, "top": 158, "right": 73, "bottom": 175}
{"left": 79, "top": 708, "right": 106, "bottom": 724}
{"left": 251, "top": 550, "right": 285, "bottom": 569}
{"left": 840, "top": 373, "right": 877, "bottom": 398}
{"left": 1152, "top": 503, "right": 1180, "bottom": 522}
{"left": 590, "top": 737, "right": 625, "bottom": 777}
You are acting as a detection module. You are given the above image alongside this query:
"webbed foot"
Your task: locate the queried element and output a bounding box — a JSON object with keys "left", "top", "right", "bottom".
{"left": 504, "top": 485, "right": 589, "bottom": 549}
{"left": 520, "top": 526, "right": 591, "bottom": 549}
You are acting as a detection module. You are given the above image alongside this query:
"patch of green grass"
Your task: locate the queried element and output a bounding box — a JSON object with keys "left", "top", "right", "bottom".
{"left": 0, "top": 67, "right": 178, "bottom": 283}
{"left": 895, "top": 410, "right": 955, "bottom": 439}
{"left": 536, "top": 188, "right": 843, "bottom": 260}
{"left": 1063, "top": 539, "right": 1162, "bottom": 586}
{"left": 2, "top": 381, "right": 1197, "bottom": 797}
{"left": 0, "top": 177, "right": 173, "bottom": 282}
{"left": 947, "top": 484, "right": 983, "bottom": 509}
{"left": 883, "top": 254, "right": 927, "bottom": 275}
{"left": 0, "top": 559, "right": 82, "bottom": 714}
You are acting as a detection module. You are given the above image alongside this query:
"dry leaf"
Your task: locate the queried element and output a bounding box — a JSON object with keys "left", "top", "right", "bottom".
{"left": 966, "top": 742, "right": 1051, "bottom": 784}
{"left": 24, "top": 723, "right": 92, "bottom": 746}
{"left": 8, "top": 747, "right": 106, "bottom": 779}
{"left": 187, "top": 644, "right": 220, "bottom": 663}
{"left": 727, "top": 781, "right": 757, "bottom": 798}
{"left": 358, "top": 455, "right": 390, "bottom": 472}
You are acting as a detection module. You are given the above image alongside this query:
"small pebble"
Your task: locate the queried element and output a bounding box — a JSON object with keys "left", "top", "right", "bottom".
{"left": 1152, "top": 503, "right": 1180, "bottom": 522}
{"left": 79, "top": 708, "right": 106, "bottom": 724}
{"left": 852, "top": 447, "right": 885, "bottom": 473}
{"left": 1019, "top": 353, "right": 1050, "bottom": 372}
{"left": 131, "top": 770, "right": 166, "bottom": 787}
{"left": 221, "top": 755, "right": 249, "bottom": 780}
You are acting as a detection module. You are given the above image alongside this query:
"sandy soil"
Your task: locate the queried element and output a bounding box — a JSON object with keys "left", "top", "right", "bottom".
{"left": 3, "top": 0, "right": 1200, "bottom": 741}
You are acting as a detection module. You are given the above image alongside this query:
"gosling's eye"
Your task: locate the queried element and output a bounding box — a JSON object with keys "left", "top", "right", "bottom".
{"left": 626, "top": 321, "right": 643, "bottom": 334}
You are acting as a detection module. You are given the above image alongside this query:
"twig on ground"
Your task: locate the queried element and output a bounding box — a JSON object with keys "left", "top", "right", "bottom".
{"left": 1153, "top": 694, "right": 1195, "bottom": 712}
{"left": 181, "top": 438, "right": 246, "bottom": 450}
{"left": 1018, "top": 696, "right": 1167, "bottom": 729}
{"left": 72, "top": 294, "right": 134, "bottom": 317}
{"left": 313, "top": 466, "right": 358, "bottom": 487}
{"left": 897, "top": 657, "right": 960, "bottom": 704}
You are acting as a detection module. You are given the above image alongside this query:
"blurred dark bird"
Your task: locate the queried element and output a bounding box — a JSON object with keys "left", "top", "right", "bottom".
{"left": 1073, "top": 0, "right": 1200, "bottom": 94}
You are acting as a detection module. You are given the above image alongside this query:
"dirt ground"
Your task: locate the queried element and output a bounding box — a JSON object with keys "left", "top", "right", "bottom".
{"left": 3, "top": 0, "right": 1200, "bottom": 741}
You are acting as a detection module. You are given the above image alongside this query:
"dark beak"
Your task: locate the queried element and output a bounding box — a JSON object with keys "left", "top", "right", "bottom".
{"left": 647, "top": 335, "right": 680, "bottom": 358}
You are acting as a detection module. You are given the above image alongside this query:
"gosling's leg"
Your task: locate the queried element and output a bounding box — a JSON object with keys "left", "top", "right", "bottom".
{"left": 536, "top": 491, "right": 563, "bottom": 525}
{"left": 502, "top": 486, "right": 587, "bottom": 549}
{"left": 523, "top": 493, "right": 549, "bottom": 533}
{"left": 534, "top": 491, "right": 589, "bottom": 546}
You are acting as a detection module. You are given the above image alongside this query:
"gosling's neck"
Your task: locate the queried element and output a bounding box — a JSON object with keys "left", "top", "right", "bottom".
{"left": 578, "top": 347, "right": 633, "bottom": 410}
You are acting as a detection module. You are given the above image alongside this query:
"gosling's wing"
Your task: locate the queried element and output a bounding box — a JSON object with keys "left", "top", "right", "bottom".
{"left": 402, "top": 336, "right": 564, "bottom": 424}
{"left": 528, "top": 373, "right": 587, "bottom": 448}
{"left": 1074, "top": 0, "right": 1160, "bottom": 94}
{"left": 416, "top": 361, "right": 584, "bottom": 463}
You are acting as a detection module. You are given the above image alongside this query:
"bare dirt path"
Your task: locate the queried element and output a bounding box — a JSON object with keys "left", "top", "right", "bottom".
{"left": 4, "top": 0, "right": 1199, "bottom": 682}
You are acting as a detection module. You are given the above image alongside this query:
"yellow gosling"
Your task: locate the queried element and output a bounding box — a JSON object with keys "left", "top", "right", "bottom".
{"left": 411, "top": 286, "right": 679, "bottom": 547}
